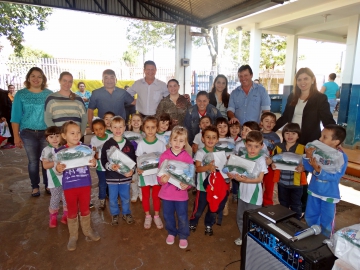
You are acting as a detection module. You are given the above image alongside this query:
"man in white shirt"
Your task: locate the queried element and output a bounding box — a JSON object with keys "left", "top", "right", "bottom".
{"left": 127, "top": 61, "right": 168, "bottom": 117}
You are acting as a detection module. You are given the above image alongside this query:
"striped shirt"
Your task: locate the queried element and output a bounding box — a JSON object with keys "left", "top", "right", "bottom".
{"left": 44, "top": 92, "right": 87, "bottom": 134}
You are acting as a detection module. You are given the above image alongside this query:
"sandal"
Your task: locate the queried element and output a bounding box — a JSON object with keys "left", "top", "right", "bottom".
{"left": 45, "top": 188, "right": 51, "bottom": 195}
{"left": 31, "top": 188, "right": 40, "bottom": 197}
{"left": 144, "top": 215, "right": 152, "bottom": 229}
{"left": 153, "top": 216, "right": 163, "bottom": 229}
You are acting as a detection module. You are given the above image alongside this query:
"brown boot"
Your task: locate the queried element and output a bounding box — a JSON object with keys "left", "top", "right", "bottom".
{"left": 67, "top": 216, "right": 78, "bottom": 251}
{"left": 223, "top": 201, "right": 229, "bottom": 216}
{"left": 80, "top": 214, "right": 100, "bottom": 241}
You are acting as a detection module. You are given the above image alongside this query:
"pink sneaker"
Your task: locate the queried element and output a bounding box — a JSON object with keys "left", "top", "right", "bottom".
{"left": 166, "top": 235, "right": 175, "bottom": 245}
{"left": 153, "top": 215, "right": 163, "bottom": 229}
{"left": 179, "top": 239, "right": 188, "bottom": 249}
{"left": 49, "top": 213, "right": 57, "bottom": 228}
{"left": 61, "top": 211, "right": 68, "bottom": 224}
{"left": 144, "top": 215, "right": 152, "bottom": 229}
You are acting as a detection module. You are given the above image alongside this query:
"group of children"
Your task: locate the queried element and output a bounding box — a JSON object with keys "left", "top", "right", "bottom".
{"left": 40, "top": 108, "right": 347, "bottom": 251}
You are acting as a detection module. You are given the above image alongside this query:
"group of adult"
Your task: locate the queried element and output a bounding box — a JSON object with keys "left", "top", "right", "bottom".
{"left": 7, "top": 60, "right": 336, "bottom": 197}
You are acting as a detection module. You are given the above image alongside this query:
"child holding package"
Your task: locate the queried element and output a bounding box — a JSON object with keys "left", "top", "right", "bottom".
{"left": 156, "top": 113, "right": 171, "bottom": 146}
{"left": 128, "top": 113, "right": 143, "bottom": 203}
{"left": 101, "top": 116, "right": 136, "bottom": 226}
{"left": 103, "top": 111, "right": 115, "bottom": 135}
{"left": 189, "top": 126, "right": 226, "bottom": 236}
{"left": 261, "top": 112, "right": 281, "bottom": 206}
{"left": 137, "top": 116, "right": 166, "bottom": 229}
{"left": 303, "top": 124, "right": 348, "bottom": 237}
{"left": 231, "top": 131, "right": 268, "bottom": 246}
{"left": 158, "top": 126, "right": 193, "bottom": 249}
{"left": 90, "top": 119, "right": 112, "bottom": 210}
{"left": 192, "top": 115, "right": 212, "bottom": 154}
{"left": 234, "top": 121, "right": 268, "bottom": 156}
{"left": 272, "top": 123, "right": 306, "bottom": 220}
{"left": 55, "top": 121, "right": 100, "bottom": 251}
{"left": 41, "top": 126, "right": 67, "bottom": 228}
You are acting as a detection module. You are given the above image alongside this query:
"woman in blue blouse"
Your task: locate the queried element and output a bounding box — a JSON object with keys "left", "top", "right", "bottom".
{"left": 11, "top": 67, "right": 52, "bottom": 197}
{"left": 75, "top": 82, "right": 91, "bottom": 110}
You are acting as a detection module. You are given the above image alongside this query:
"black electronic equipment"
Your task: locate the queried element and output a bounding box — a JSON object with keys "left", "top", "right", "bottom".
{"left": 241, "top": 205, "right": 336, "bottom": 270}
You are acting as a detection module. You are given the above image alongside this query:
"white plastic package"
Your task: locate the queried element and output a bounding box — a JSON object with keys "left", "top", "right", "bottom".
{"left": 123, "top": 131, "right": 143, "bottom": 142}
{"left": 0, "top": 122, "right": 11, "bottom": 138}
{"left": 202, "top": 151, "right": 227, "bottom": 178}
{"left": 222, "top": 154, "right": 258, "bottom": 178}
{"left": 215, "top": 140, "right": 235, "bottom": 153}
{"left": 306, "top": 140, "right": 345, "bottom": 173}
{"left": 158, "top": 160, "right": 195, "bottom": 188}
{"left": 107, "top": 146, "right": 136, "bottom": 174}
{"left": 272, "top": 152, "right": 302, "bottom": 171}
{"left": 55, "top": 145, "right": 94, "bottom": 170}
{"left": 137, "top": 152, "right": 161, "bottom": 176}
{"left": 325, "top": 224, "right": 360, "bottom": 270}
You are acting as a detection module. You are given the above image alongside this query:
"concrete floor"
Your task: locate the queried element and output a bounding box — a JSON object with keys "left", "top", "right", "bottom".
{"left": 1, "top": 142, "right": 360, "bottom": 270}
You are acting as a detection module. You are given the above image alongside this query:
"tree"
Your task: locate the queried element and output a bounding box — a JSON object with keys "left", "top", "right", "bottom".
{"left": 10, "top": 46, "right": 53, "bottom": 58}
{"left": 0, "top": 3, "right": 52, "bottom": 55}
{"left": 126, "top": 19, "right": 175, "bottom": 62}
{"left": 122, "top": 47, "right": 139, "bottom": 67}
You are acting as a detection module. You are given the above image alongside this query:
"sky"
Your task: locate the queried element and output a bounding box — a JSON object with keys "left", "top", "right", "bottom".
{"left": 0, "top": 8, "right": 346, "bottom": 78}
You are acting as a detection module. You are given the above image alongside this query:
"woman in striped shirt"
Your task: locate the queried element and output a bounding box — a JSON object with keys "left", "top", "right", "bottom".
{"left": 44, "top": 72, "right": 87, "bottom": 136}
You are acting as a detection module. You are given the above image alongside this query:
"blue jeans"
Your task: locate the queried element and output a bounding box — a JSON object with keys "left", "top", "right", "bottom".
{"left": 305, "top": 195, "right": 336, "bottom": 238}
{"left": 108, "top": 183, "right": 131, "bottom": 216}
{"left": 328, "top": 99, "right": 337, "bottom": 113}
{"left": 189, "top": 191, "right": 215, "bottom": 227}
{"left": 231, "top": 180, "right": 239, "bottom": 195}
{"left": 278, "top": 184, "right": 303, "bottom": 220}
{"left": 162, "top": 199, "right": 189, "bottom": 239}
{"left": 96, "top": 171, "right": 107, "bottom": 200}
{"left": 20, "top": 129, "right": 48, "bottom": 189}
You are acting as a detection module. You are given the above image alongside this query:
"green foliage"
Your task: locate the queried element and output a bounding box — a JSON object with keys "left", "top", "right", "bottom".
{"left": 260, "top": 34, "right": 286, "bottom": 70}
{"left": 10, "top": 46, "right": 53, "bottom": 58}
{"left": 126, "top": 20, "right": 175, "bottom": 62}
{"left": 0, "top": 3, "right": 52, "bottom": 56}
{"left": 122, "top": 47, "right": 139, "bottom": 66}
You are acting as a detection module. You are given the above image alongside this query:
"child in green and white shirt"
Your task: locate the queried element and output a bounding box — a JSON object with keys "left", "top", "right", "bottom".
{"left": 230, "top": 130, "right": 268, "bottom": 246}
{"left": 41, "top": 126, "right": 67, "bottom": 228}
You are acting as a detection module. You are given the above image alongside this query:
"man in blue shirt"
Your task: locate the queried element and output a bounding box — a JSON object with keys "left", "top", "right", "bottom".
{"left": 87, "top": 69, "right": 134, "bottom": 126}
{"left": 228, "top": 65, "right": 270, "bottom": 125}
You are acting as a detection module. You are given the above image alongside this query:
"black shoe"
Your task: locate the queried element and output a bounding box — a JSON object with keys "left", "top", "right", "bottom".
{"left": 31, "top": 189, "right": 40, "bottom": 197}
{"left": 89, "top": 203, "right": 94, "bottom": 209}
{"left": 189, "top": 225, "right": 197, "bottom": 232}
{"left": 111, "top": 215, "right": 119, "bottom": 226}
{"left": 205, "top": 226, "right": 213, "bottom": 236}
{"left": 45, "top": 188, "right": 51, "bottom": 195}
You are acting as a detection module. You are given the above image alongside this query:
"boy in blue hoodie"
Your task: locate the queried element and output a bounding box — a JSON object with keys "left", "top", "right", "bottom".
{"left": 303, "top": 124, "right": 347, "bottom": 238}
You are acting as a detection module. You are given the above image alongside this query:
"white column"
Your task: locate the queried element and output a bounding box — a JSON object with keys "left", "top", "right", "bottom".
{"left": 283, "top": 35, "right": 298, "bottom": 86}
{"left": 175, "top": 25, "right": 192, "bottom": 95}
{"left": 249, "top": 24, "right": 261, "bottom": 79}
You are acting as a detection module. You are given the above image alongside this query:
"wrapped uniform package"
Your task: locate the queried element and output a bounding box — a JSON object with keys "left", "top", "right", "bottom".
{"left": 215, "top": 140, "right": 235, "bottom": 154}
{"left": 272, "top": 152, "right": 302, "bottom": 171}
{"left": 0, "top": 122, "right": 11, "bottom": 138}
{"left": 222, "top": 154, "right": 258, "bottom": 178}
{"left": 306, "top": 140, "right": 345, "bottom": 173}
{"left": 107, "top": 146, "right": 136, "bottom": 174}
{"left": 202, "top": 151, "right": 228, "bottom": 178}
{"left": 325, "top": 224, "right": 360, "bottom": 270}
{"left": 158, "top": 160, "right": 195, "bottom": 188}
{"left": 137, "top": 152, "right": 161, "bottom": 176}
{"left": 123, "top": 131, "right": 143, "bottom": 142}
{"left": 55, "top": 145, "right": 94, "bottom": 170}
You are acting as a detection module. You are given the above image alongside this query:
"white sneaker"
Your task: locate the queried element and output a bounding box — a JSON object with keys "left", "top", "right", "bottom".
{"left": 234, "top": 237, "right": 242, "bottom": 246}
{"left": 131, "top": 195, "right": 137, "bottom": 203}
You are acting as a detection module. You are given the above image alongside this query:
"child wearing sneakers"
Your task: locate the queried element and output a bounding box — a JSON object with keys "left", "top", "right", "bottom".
{"left": 158, "top": 126, "right": 193, "bottom": 249}
{"left": 231, "top": 131, "right": 268, "bottom": 246}
{"left": 260, "top": 112, "right": 280, "bottom": 206}
{"left": 101, "top": 116, "right": 136, "bottom": 226}
{"left": 103, "top": 111, "right": 115, "bottom": 135}
{"left": 189, "top": 126, "right": 225, "bottom": 236}
{"left": 41, "top": 126, "right": 67, "bottom": 228}
{"left": 303, "top": 125, "right": 348, "bottom": 237}
{"left": 90, "top": 119, "right": 112, "bottom": 210}
{"left": 127, "top": 113, "right": 143, "bottom": 203}
{"left": 136, "top": 116, "right": 166, "bottom": 229}
{"left": 192, "top": 115, "right": 212, "bottom": 154}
